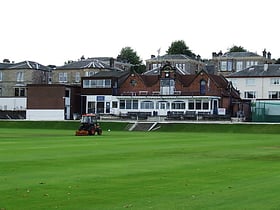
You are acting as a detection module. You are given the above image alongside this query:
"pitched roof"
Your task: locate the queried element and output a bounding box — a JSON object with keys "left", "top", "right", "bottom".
{"left": 90, "top": 70, "right": 129, "bottom": 78}
{"left": 227, "top": 64, "right": 280, "bottom": 77}
{"left": 4, "top": 61, "right": 51, "bottom": 71}
{"left": 146, "top": 54, "right": 195, "bottom": 61}
{"left": 56, "top": 58, "right": 111, "bottom": 70}
{"left": 222, "top": 51, "right": 261, "bottom": 58}
{"left": 143, "top": 66, "right": 190, "bottom": 76}
{"left": 0, "top": 62, "right": 13, "bottom": 69}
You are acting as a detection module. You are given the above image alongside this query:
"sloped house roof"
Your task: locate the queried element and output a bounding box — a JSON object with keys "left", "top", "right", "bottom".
{"left": 145, "top": 54, "right": 205, "bottom": 75}
{"left": 227, "top": 64, "right": 280, "bottom": 78}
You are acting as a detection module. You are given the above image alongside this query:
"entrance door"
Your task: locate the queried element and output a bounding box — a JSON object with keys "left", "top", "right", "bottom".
{"left": 158, "top": 101, "right": 168, "bottom": 115}
{"left": 97, "top": 102, "right": 104, "bottom": 113}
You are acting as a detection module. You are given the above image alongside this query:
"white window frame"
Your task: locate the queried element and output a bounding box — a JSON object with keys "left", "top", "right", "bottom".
{"left": 140, "top": 101, "right": 154, "bottom": 109}
{"left": 269, "top": 91, "right": 280, "bottom": 99}
{"left": 271, "top": 78, "right": 280, "bottom": 85}
{"left": 59, "top": 72, "right": 68, "bottom": 83}
{"left": 75, "top": 72, "right": 80, "bottom": 83}
{"left": 244, "top": 91, "right": 256, "bottom": 99}
{"left": 83, "top": 79, "right": 111, "bottom": 88}
{"left": 16, "top": 71, "right": 24, "bottom": 82}
{"left": 236, "top": 61, "right": 243, "bottom": 71}
{"left": 220, "top": 61, "right": 227, "bottom": 71}
{"left": 0, "top": 71, "right": 2, "bottom": 81}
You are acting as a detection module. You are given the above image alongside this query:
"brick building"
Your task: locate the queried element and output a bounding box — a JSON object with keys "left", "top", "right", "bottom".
{"left": 81, "top": 63, "right": 247, "bottom": 120}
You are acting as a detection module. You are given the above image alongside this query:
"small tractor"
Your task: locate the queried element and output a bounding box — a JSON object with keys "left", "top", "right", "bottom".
{"left": 75, "top": 113, "right": 102, "bottom": 136}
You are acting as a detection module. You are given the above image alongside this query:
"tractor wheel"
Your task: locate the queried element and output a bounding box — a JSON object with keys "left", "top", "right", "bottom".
{"left": 97, "top": 129, "right": 102, "bottom": 135}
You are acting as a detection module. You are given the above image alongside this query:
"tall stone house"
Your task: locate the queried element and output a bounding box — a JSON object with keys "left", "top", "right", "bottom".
{"left": 0, "top": 61, "right": 50, "bottom": 115}
{"left": 52, "top": 57, "right": 126, "bottom": 85}
{"left": 211, "top": 49, "right": 273, "bottom": 76}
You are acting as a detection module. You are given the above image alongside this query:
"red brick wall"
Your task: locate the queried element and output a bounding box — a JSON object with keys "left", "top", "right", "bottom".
{"left": 27, "top": 85, "right": 65, "bottom": 109}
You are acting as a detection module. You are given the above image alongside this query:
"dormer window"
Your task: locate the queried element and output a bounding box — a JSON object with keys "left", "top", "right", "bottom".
{"left": 200, "top": 80, "right": 206, "bottom": 95}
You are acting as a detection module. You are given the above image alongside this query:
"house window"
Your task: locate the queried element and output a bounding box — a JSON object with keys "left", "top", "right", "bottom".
{"left": 75, "top": 72, "right": 80, "bottom": 83}
{"left": 88, "top": 102, "right": 96, "bottom": 113}
{"left": 15, "top": 87, "right": 25, "bottom": 96}
{"left": 83, "top": 79, "right": 111, "bottom": 88}
{"left": 220, "top": 61, "right": 227, "bottom": 71}
{"left": 227, "top": 61, "right": 232, "bottom": 71}
{"left": 188, "top": 100, "right": 194, "bottom": 110}
{"left": 112, "top": 101, "right": 118, "bottom": 108}
{"left": 140, "top": 101, "right": 154, "bottom": 109}
{"left": 171, "top": 101, "right": 185, "bottom": 109}
{"left": 0, "top": 87, "right": 2, "bottom": 96}
{"left": 16, "top": 72, "right": 24, "bottom": 82}
{"left": 195, "top": 100, "right": 202, "bottom": 110}
{"left": 0, "top": 71, "right": 2, "bottom": 81}
{"left": 59, "top": 72, "right": 67, "bottom": 83}
{"left": 246, "top": 61, "right": 256, "bottom": 68}
{"left": 271, "top": 78, "right": 280, "bottom": 85}
{"left": 246, "top": 79, "right": 255, "bottom": 86}
{"left": 202, "top": 101, "right": 209, "bottom": 110}
{"left": 269, "top": 91, "right": 280, "bottom": 99}
{"left": 244, "top": 91, "right": 256, "bottom": 99}
{"left": 200, "top": 80, "right": 206, "bottom": 95}
{"left": 120, "top": 100, "right": 125, "bottom": 109}
{"left": 236, "top": 61, "right": 243, "bottom": 71}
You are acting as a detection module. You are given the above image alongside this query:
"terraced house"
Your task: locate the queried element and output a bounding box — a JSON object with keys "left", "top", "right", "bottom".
{"left": 211, "top": 49, "right": 273, "bottom": 76}
{"left": 0, "top": 60, "right": 50, "bottom": 117}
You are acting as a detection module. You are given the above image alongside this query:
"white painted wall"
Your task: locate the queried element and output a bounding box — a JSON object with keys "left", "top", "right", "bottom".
{"left": 228, "top": 77, "right": 280, "bottom": 99}
{"left": 0, "top": 97, "right": 26, "bottom": 110}
{"left": 26, "top": 109, "right": 64, "bottom": 120}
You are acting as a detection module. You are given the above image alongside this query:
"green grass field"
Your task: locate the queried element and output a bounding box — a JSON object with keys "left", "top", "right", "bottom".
{"left": 1, "top": 122, "right": 280, "bottom": 209}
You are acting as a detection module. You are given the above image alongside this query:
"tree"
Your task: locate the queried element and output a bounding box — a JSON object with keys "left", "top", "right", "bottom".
{"left": 117, "top": 47, "right": 142, "bottom": 65}
{"left": 229, "top": 45, "right": 247, "bottom": 52}
{"left": 166, "top": 40, "right": 195, "bottom": 58}
{"left": 275, "top": 58, "right": 280, "bottom": 64}
{"left": 117, "top": 47, "right": 145, "bottom": 73}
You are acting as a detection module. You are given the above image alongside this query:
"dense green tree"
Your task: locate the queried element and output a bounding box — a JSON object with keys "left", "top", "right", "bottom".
{"left": 117, "top": 47, "right": 145, "bottom": 73}
{"left": 166, "top": 40, "right": 195, "bottom": 58}
{"left": 229, "top": 45, "right": 247, "bottom": 52}
{"left": 117, "top": 47, "right": 142, "bottom": 65}
{"left": 275, "top": 58, "right": 280, "bottom": 64}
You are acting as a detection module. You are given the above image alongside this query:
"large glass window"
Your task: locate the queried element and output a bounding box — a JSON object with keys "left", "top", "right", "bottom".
{"left": 220, "top": 61, "right": 227, "bottom": 71}
{"left": 200, "top": 80, "right": 206, "bottom": 95}
{"left": 120, "top": 100, "right": 125, "bottom": 109}
{"left": 59, "top": 72, "right": 67, "bottom": 83}
{"left": 244, "top": 91, "right": 256, "bottom": 99}
{"left": 227, "top": 61, "right": 232, "bottom": 71}
{"left": 171, "top": 101, "right": 185, "bottom": 109}
{"left": 16, "top": 72, "right": 24, "bottom": 82}
{"left": 188, "top": 100, "right": 194, "bottom": 110}
{"left": 195, "top": 100, "right": 202, "bottom": 110}
{"left": 83, "top": 79, "right": 111, "bottom": 88}
{"left": 15, "top": 87, "right": 25, "bottom": 96}
{"left": 203, "top": 101, "right": 209, "bottom": 110}
{"left": 140, "top": 101, "right": 154, "bottom": 109}
{"left": 75, "top": 72, "right": 80, "bottom": 83}
{"left": 271, "top": 78, "right": 280, "bottom": 85}
{"left": 112, "top": 101, "right": 118, "bottom": 108}
{"left": 119, "top": 100, "right": 138, "bottom": 109}
{"left": 269, "top": 91, "right": 280, "bottom": 99}
{"left": 236, "top": 61, "right": 243, "bottom": 71}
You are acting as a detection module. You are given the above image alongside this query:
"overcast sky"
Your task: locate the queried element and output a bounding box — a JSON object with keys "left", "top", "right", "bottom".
{"left": 1, "top": 0, "right": 279, "bottom": 66}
